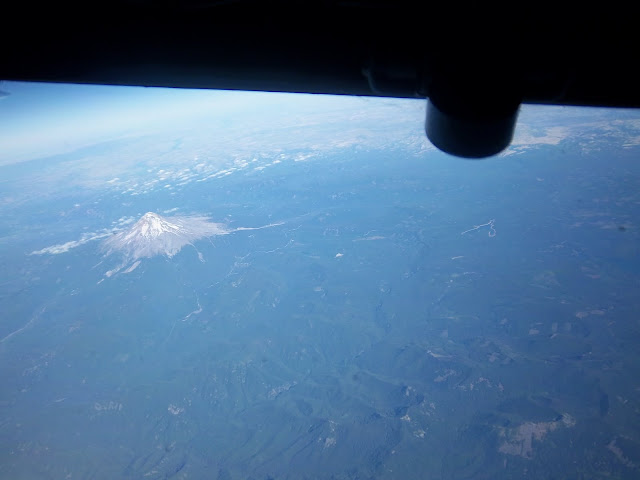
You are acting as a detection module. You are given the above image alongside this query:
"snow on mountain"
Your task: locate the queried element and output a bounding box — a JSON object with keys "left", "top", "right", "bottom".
{"left": 101, "top": 212, "right": 228, "bottom": 260}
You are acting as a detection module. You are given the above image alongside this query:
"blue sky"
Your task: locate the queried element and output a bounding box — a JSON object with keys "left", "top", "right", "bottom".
{"left": 0, "top": 82, "right": 213, "bottom": 164}
{"left": 0, "top": 81, "right": 365, "bottom": 166}
{"left": 4, "top": 80, "right": 634, "bottom": 170}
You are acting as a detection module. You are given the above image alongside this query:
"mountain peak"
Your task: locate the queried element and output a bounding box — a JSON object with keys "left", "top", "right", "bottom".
{"left": 102, "top": 212, "right": 229, "bottom": 260}
{"left": 141, "top": 212, "right": 159, "bottom": 220}
{"left": 135, "top": 212, "right": 180, "bottom": 238}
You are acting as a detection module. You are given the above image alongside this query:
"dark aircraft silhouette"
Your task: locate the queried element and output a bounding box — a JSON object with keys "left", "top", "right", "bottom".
{"left": 2, "top": 1, "right": 638, "bottom": 157}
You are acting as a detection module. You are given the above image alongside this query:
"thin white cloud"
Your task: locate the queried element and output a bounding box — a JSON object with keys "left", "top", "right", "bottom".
{"left": 123, "top": 260, "right": 141, "bottom": 273}
{"left": 115, "top": 216, "right": 135, "bottom": 226}
{"left": 30, "top": 231, "right": 113, "bottom": 255}
{"left": 30, "top": 215, "right": 135, "bottom": 255}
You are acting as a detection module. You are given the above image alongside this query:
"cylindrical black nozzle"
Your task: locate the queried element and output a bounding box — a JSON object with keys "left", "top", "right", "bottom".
{"left": 425, "top": 77, "right": 521, "bottom": 159}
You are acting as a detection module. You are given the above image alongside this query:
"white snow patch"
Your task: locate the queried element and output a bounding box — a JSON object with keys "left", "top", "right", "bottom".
{"left": 123, "top": 260, "right": 141, "bottom": 274}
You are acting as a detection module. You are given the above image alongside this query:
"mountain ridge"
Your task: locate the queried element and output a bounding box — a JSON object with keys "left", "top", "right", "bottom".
{"left": 102, "top": 211, "right": 228, "bottom": 260}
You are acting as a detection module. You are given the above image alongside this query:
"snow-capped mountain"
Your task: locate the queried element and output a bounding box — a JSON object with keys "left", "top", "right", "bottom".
{"left": 102, "top": 212, "right": 228, "bottom": 260}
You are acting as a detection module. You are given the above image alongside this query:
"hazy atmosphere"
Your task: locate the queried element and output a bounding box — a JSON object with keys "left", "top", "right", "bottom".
{"left": 2, "top": 81, "right": 640, "bottom": 479}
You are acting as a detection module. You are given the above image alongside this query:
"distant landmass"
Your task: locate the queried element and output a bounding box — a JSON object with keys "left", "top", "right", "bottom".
{"left": 1, "top": 96, "right": 640, "bottom": 479}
